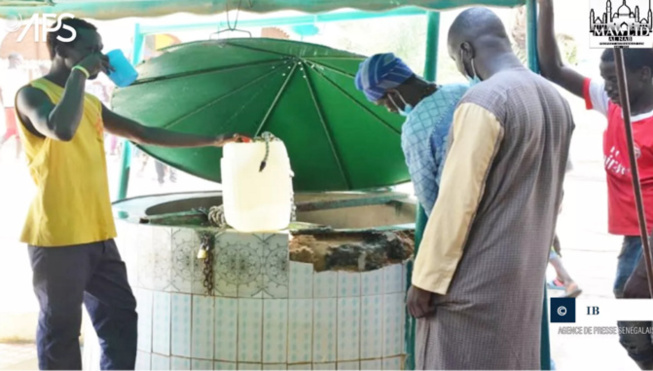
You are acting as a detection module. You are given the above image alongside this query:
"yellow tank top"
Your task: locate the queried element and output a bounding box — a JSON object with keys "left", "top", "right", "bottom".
{"left": 17, "top": 78, "right": 116, "bottom": 247}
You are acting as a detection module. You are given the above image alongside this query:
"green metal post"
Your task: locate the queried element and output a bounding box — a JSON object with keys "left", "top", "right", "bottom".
{"left": 423, "top": 12, "right": 440, "bottom": 81}
{"left": 138, "top": 7, "right": 428, "bottom": 35}
{"left": 116, "top": 23, "right": 144, "bottom": 201}
{"left": 404, "top": 207, "right": 426, "bottom": 371}
{"left": 526, "top": 0, "right": 539, "bottom": 74}
{"left": 404, "top": 11, "right": 440, "bottom": 371}
{"left": 525, "top": 1, "right": 552, "bottom": 369}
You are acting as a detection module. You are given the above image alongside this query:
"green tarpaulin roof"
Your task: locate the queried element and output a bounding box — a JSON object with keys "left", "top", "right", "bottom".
{"left": 0, "top": 0, "right": 526, "bottom": 19}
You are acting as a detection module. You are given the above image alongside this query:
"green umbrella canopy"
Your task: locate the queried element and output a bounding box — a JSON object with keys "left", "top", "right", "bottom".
{"left": 111, "top": 38, "right": 410, "bottom": 192}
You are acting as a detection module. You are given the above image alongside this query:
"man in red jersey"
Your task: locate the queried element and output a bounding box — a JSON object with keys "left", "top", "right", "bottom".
{"left": 538, "top": 0, "right": 653, "bottom": 368}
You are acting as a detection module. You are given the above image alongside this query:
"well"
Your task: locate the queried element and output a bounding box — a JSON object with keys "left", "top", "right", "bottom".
{"left": 82, "top": 191, "right": 415, "bottom": 370}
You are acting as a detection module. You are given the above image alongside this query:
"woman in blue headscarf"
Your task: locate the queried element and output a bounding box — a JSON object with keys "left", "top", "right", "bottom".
{"left": 355, "top": 53, "right": 469, "bottom": 216}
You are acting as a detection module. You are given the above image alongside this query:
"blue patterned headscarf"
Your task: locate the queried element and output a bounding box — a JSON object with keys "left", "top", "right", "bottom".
{"left": 355, "top": 53, "right": 414, "bottom": 102}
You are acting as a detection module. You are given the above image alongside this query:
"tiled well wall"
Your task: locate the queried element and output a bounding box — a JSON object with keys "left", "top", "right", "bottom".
{"left": 83, "top": 222, "right": 408, "bottom": 371}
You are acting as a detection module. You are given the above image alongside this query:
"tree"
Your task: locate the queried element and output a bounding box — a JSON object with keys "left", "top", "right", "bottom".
{"left": 510, "top": 6, "right": 578, "bottom": 66}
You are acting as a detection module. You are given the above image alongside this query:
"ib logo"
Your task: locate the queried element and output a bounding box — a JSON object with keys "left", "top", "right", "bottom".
{"left": 551, "top": 297, "right": 576, "bottom": 323}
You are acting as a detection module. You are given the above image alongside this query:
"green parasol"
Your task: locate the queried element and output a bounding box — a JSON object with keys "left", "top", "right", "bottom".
{"left": 111, "top": 38, "right": 409, "bottom": 192}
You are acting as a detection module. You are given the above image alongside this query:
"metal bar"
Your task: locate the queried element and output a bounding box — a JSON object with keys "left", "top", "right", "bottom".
{"left": 302, "top": 61, "right": 352, "bottom": 189}
{"left": 525, "top": 1, "right": 551, "bottom": 368}
{"left": 540, "top": 287, "right": 551, "bottom": 370}
{"left": 116, "top": 141, "right": 132, "bottom": 201}
{"left": 134, "top": 59, "right": 279, "bottom": 85}
{"left": 160, "top": 65, "right": 281, "bottom": 131}
{"left": 115, "top": 23, "right": 144, "bottom": 201}
{"left": 404, "top": 205, "right": 427, "bottom": 371}
{"left": 614, "top": 47, "right": 653, "bottom": 297}
{"left": 526, "top": 0, "right": 539, "bottom": 73}
{"left": 138, "top": 7, "right": 429, "bottom": 35}
{"left": 404, "top": 10, "right": 441, "bottom": 371}
{"left": 310, "top": 68, "right": 402, "bottom": 135}
{"left": 253, "top": 62, "right": 297, "bottom": 136}
{"left": 423, "top": 12, "right": 440, "bottom": 81}
{"left": 295, "top": 193, "right": 409, "bottom": 212}
{"left": 132, "top": 23, "right": 145, "bottom": 64}
{"left": 291, "top": 223, "right": 415, "bottom": 235}
{"left": 0, "top": 0, "right": 527, "bottom": 20}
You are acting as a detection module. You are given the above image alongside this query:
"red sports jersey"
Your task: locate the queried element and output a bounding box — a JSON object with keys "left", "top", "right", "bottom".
{"left": 584, "top": 78, "right": 653, "bottom": 235}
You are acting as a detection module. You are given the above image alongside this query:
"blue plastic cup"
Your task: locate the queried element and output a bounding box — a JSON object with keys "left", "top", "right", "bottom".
{"left": 106, "top": 49, "right": 138, "bottom": 87}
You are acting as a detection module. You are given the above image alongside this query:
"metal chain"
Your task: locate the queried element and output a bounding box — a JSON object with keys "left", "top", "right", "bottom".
{"left": 198, "top": 232, "right": 215, "bottom": 295}
{"left": 202, "top": 249, "right": 214, "bottom": 295}
{"left": 199, "top": 131, "right": 295, "bottom": 283}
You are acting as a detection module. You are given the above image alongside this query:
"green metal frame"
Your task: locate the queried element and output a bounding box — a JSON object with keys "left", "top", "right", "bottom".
{"left": 115, "top": 2, "right": 550, "bottom": 369}
{"left": 0, "top": 0, "right": 526, "bottom": 19}
{"left": 138, "top": 7, "right": 429, "bottom": 35}
{"left": 115, "top": 23, "right": 144, "bottom": 201}
{"left": 524, "top": 1, "right": 552, "bottom": 369}
{"left": 403, "top": 11, "right": 439, "bottom": 370}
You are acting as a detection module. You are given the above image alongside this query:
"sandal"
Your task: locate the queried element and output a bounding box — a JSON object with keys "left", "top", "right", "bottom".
{"left": 564, "top": 283, "right": 582, "bottom": 298}
{"left": 547, "top": 278, "right": 565, "bottom": 290}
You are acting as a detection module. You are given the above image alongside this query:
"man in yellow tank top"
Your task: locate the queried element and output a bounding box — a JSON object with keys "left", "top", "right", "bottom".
{"left": 14, "top": 18, "right": 247, "bottom": 370}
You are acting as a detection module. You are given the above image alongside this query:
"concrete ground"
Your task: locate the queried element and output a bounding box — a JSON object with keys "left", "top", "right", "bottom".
{"left": 0, "top": 343, "right": 37, "bottom": 370}
{"left": 0, "top": 92, "right": 646, "bottom": 370}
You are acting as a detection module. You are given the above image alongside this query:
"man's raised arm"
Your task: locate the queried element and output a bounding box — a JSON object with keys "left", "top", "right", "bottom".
{"left": 537, "top": 0, "right": 586, "bottom": 98}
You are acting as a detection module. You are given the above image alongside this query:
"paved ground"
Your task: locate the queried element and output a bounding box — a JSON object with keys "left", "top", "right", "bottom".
{"left": 0, "top": 93, "right": 646, "bottom": 370}
{"left": 0, "top": 343, "right": 37, "bottom": 370}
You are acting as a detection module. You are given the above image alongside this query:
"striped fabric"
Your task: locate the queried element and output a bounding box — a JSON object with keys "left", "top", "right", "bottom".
{"left": 355, "top": 53, "right": 414, "bottom": 102}
{"left": 416, "top": 68, "right": 574, "bottom": 370}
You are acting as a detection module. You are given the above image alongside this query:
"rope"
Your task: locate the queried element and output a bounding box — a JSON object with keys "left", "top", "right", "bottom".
{"left": 254, "top": 131, "right": 276, "bottom": 171}
{"left": 208, "top": 205, "right": 227, "bottom": 229}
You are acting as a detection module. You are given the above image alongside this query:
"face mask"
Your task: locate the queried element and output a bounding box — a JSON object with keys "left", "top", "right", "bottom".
{"left": 461, "top": 49, "right": 481, "bottom": 86}
{"left": 399, "top": 104, "right": 413, "bottom": 117}
{"left": 468, "top": 73, "right": 481, "bottom": 87}
{"left": 389, "top": 92, "right": 413, "bottom": 117}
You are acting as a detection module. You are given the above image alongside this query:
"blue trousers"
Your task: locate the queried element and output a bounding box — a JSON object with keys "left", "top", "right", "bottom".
{"left": 614, "top": 236, "right": 653, "bottom": 369}
{"left": 614, "top": 236, "right": 644, "bottom": 298}
{"left": 28, "top": 239, "right": 138, "bottom": 370}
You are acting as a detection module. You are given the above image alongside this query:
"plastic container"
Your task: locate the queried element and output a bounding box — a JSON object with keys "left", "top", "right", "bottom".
{"left": 221, "top": 140, "right": 293, "bottom": 232}
{"left": 106, "top": 49, "right": 138, "bottom": 87}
